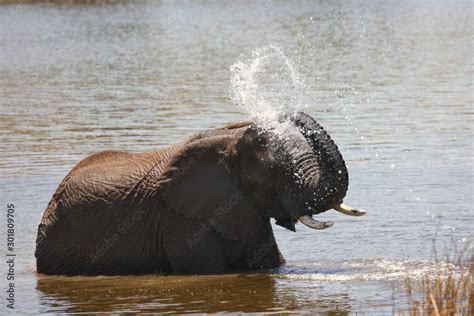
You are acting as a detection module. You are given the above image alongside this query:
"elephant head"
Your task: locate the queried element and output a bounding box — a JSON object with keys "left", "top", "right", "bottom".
{"left": 234, "top": 111, "right": 367, "bottom": 232}
{"left": 160, "top": 111, "right": 366, "bottom": 244}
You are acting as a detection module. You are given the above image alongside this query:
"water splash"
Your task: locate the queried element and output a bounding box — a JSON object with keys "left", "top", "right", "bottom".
{"left": 276, "top": 258, "right": 463, "bottom": 284}
{"left": 230, "top": 45, "right": 305, "bottom": 136}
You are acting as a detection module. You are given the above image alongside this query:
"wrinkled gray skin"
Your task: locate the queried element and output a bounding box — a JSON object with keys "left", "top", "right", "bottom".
{"left": 35, "top": 112, "right": 351, "bottom": 275}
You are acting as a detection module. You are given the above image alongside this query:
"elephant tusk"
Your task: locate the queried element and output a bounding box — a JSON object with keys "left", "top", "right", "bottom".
{"left": 333, "top": 203, "right": 367, "bottom": 216}
{"left": 298, "top": 215, "right": 334, "bottom": 230}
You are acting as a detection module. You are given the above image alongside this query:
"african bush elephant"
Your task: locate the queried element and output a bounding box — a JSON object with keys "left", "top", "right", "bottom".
{"left": 35, "top": 112, "right": 366, "bottom": 275}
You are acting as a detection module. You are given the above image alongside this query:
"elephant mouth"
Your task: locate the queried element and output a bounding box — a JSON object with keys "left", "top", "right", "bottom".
{"left": 298, "top": 203, "right": 367, "bottom": 230}
{"left": 275, "top": 218, "right": 298, "bottom": 232}
{"left": 275, "top": 202, "right": 367, "bottom": 231}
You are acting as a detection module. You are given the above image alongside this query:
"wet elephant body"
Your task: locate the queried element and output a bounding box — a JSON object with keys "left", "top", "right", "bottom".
{"left": 35, "top": 112, "right": 365, "bottom": 275}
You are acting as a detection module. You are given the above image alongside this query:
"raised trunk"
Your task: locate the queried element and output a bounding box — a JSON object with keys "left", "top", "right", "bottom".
{"left": 290, "top": 112, "right": 349, "bottom": 213}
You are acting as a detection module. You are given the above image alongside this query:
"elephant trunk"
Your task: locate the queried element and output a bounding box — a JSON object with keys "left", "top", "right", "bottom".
{"left": 275, "top": 112, "right": 366, "bottom": 230}
{"left": 289, "top": 112, "right": 349, "bottom": 214}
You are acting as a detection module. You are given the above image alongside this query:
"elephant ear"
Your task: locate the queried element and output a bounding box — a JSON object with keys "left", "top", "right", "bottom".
{"left": 158, "top": 134, "right": 265, "bottom": 242}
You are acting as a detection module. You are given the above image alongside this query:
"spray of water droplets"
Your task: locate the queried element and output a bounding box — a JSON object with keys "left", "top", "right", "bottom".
{"left": 230, "top": 45, "right": 306, "bottom": 138}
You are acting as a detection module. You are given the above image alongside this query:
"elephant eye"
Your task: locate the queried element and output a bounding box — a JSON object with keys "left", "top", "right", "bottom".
{"left": 257, "top": 137, "right": 268, "bottom": 146}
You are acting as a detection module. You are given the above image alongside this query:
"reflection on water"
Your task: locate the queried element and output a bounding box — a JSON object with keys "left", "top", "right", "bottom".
{"left": 0, "top": 0, "right": 472, "bottom": 314}
{"left": 36, "top": 273, "right": 351, "bottom": 314}
{"left": 35, "top": 258, "right": 458, "bottom": 313}
{"left": 37, "top": 274, "right": 281, "bottom": 314}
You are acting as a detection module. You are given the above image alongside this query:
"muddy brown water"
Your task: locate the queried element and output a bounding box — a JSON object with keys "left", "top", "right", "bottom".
{"left": 0, "top": 1, "right": 472, "bottom": 314}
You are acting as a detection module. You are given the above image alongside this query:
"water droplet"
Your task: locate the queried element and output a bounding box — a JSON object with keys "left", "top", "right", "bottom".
{"left": 229, "top": 45, "right": 304, "bottom": 137}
